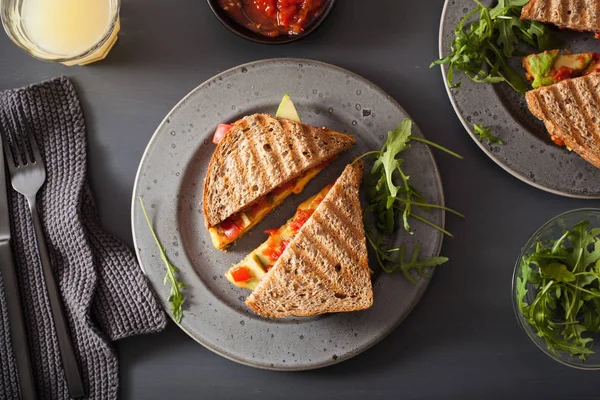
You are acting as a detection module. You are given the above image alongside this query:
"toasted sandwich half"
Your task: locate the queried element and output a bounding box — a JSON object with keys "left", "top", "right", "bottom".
{"left": 521, "top": 0, "right": 600, "bottom": 37}
{"left": 241, "top": 162, "right": 373, "bottom": 319}
{"left": 225, "top": 182, "right": 333, "bottom": 290}
{"left": 203, "top": 113, "right": 355, "bottom": 250}
{"left": 525, "top": 72, "right": 600, "bottom": 167}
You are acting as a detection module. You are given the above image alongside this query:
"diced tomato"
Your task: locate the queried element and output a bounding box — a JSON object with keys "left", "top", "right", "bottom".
{"left": 212, "top": 124, "right": 233, "bottom": 144}
{"left": 278, "top": 5, "right": 299, "bottom": 26}
{"left": 264, "top": 228, "right": 279, "bottom": 236}
{"left": 290, "top": 209, "right": 314, "bottom": 231}
{"left": 551, "top": 136, "right": 565, "bottom": 147}
{"left": 230, "top": 266, "right": 253, "bottom": 282}
{"left": 262, "top": 239, "right": 289, "bottom": 262}
{"left": 553, "top": 66, "right": 578, "bottom": 82}
{"left": 593, "top": 53, "right": 600, "bottom": 62}
{"left": 251, "top": 0, "right": 277, "bottom": 16}
{"left": 220, "top": 217, "right": 242, "bottom": 240}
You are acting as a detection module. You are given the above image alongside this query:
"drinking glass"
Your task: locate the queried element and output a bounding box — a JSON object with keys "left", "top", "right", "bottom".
{"left": 1, "top": 0, "right": 120, "bottom": 66}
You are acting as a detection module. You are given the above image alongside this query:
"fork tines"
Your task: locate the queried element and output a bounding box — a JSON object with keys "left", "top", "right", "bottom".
{"left": 1, "top": 105, "right": 40, "bottom": 169}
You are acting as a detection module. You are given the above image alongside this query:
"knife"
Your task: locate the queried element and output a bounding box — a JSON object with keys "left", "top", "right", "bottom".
{"left": 0, "top": 127, "right": 37, "bottom": 399}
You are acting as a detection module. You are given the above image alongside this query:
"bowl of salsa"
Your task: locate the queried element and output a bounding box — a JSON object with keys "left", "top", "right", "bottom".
{"left": 207, "top": 0, "right": 336, "bottom": 44}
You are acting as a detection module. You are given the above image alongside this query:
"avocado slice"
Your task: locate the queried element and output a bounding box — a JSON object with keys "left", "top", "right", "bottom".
{"left": 226, "top": 253, "right": 267, "bottom": 290}
{"left": 523, "top": 50, "right": 559, "bottom": 88}
{"left": 553, "top": 53, "right": 594, "bottom": 73}
{"left": 524, "top": 51, "right": 596, "bottom": 88}
{"left": 275, "top": 94, "right": 301, "bottom": 122}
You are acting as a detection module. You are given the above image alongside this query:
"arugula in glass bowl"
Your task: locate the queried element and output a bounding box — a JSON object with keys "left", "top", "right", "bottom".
{"left": 513, "top": 209, "right": 600, "bottom": 369}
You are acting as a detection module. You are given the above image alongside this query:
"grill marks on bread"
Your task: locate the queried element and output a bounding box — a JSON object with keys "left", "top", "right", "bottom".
{"left": 203, "top": 114, "right": 355, "bottom": 227}
{"left": 245, "top": 162, "right": 373, "bottom": 318}
{"left": 522, "top": 0, "right": 600, "bottom": 34}
{"left": 525, "top": 73, "right": 600, "bottom": 167}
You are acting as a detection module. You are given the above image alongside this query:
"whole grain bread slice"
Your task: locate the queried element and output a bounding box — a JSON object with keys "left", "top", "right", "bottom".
{"left": 203, "top": 114, "right": 355, "bottom": 228}
{"left": 525, "top": 72, "right": 600, "bottom": 168}
{"left": 521, "top": 0, "right": 600, "bottom": 35}
{"left": 245, "top": 161, "right": 373, "bottom": 318}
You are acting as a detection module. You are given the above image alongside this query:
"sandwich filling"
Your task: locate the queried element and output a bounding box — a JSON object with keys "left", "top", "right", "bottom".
{"left": 524, "top": 50, "right": 600, "bottom": 147}
{"left": 225, "top": 183, "right": 333, "bottom": 290}
{"left": 208, "top": 162, "right": 328, "bottom": 249}
{"left": 524, "top": 50, "right": 600, "bottom": 89}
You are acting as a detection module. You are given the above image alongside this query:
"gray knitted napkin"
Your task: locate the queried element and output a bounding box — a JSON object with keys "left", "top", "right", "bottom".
{"left": 0, "top": 77, "right": 167, "bottom": 399}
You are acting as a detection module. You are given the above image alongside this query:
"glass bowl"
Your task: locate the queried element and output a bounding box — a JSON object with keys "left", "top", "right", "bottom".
{"left": 512, "top": 208, "right": 600, "bottom": 370}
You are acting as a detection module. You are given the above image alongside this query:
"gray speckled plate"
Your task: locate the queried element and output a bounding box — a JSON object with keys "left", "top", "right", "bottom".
{"left": 439, "top": 0, "right": 600, "bottom": 198}
{"left": 131, "top": 59, "right": 445, "bottom": 370}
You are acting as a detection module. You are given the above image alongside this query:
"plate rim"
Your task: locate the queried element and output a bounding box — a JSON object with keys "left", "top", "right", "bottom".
{"left": 131, "top": 57, "right": 446, "bottom": 370}
{"left": 437, "top": 0, "right": 600, "bottom": 200}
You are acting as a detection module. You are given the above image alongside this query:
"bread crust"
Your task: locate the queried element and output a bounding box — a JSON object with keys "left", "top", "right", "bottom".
{"left": 525, "top": 73, "right": 600, "bottom": 168}
{"left": 521, "top": 0, "right": 600, "bottom": 35}
{"left": 202, "top": 114, "right": 355, "bottom": 228}
{"left": 246, "top": 161, "right": 373, "bottom": 318}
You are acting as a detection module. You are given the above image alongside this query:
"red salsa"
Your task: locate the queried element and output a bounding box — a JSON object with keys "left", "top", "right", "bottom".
{"left": 289, "top": 209, "right": 314, "bottom": 231}
{"left": 218, "top": 0, "right": 325, "bottom": 37}
{"left": 553, "top": 66, "right": 578, "bottom": 82}
{"left": 551, "top": 135, "right": 565, "bottom": 147}
{"left": 263, "top": 239, "right": 290, "bottom": 263}
{"left": 261, "top": 207, "right": 316, "bottom": 262}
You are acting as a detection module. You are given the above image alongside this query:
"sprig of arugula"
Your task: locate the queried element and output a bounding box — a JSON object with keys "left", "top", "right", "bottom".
{"left": 474, "top": 123, "right": 504, "bottom": 144}
{"left": 139, "top": 197, "right": 187, "bottom": 323}
{"left": 517, "top": 220, "right": 600, "bottom": 359}
{"left": 431, "top": 0, "right": 559, "bottom": 94}
{"left": 355, "top": 120, "right": 464, "bottom": 282}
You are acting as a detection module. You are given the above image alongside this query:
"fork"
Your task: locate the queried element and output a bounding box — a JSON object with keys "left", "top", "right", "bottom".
{"left": 2, "top": 106, "right": 85, "bottom": 399}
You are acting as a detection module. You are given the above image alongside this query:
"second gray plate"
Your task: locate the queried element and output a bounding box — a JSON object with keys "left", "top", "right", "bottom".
{"left": 439, "top": 0, "right": 600, "bottom": 198}
{"left": 132, "top": 58, "right": 445, "bottom": 370}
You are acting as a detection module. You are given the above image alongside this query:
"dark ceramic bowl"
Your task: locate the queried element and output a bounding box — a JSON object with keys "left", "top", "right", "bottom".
{"left": 207, "top": 0, "right": 336, "bottom": 44}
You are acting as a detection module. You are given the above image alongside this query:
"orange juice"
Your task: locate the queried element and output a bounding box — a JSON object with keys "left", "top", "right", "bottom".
{"left": 22, "top": 0, "right": 113, "bottom": 58}
{"left": 2, "top": 0, "right": 121, "bottom": 65}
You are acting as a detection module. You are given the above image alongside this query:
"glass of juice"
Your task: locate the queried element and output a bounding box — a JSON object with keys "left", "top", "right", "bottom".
{"left": 1, "top": 0, "right": 120, "bottom": 66}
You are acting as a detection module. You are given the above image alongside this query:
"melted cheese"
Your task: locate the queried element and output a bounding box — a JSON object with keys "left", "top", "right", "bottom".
{"left": 209, "top": 164, "right": 326, "bottom": 249}
{"left": 225, "top": 184, "right": 332, "bottom": 289}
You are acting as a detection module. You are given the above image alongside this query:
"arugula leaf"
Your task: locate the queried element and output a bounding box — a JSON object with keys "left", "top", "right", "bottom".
{"left": 473, "top": 124, "right": 504, "bottom": 144}
{"left": 380, "top": 120, "right": 412, "bottom": 205}
{"left": 517, "top": 258, "right": 532, "bottom": 313}
{"left": 357, "top": 119, "right": 463, "bottom": 283}
{"left": 496, "top": 15, "right": 521, "bottom": 58}
{"left": 364, "top": 226, "right": 449, "bottom": 284}
{"left": 518, "top": 219, "right": 600, "bottom": 359}
{"left": 540, "top": 263, "right": 576, "bottom": 283}
{"left": 139, "top": 197, "right": 187, "bottom": 323}
{"left": 432, "top": 0, "right": 559, "bottom": 94}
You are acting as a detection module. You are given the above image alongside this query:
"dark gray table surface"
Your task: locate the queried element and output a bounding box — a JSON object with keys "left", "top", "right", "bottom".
{"left": 1, "top": 0, "right": 599, "bottom": 398}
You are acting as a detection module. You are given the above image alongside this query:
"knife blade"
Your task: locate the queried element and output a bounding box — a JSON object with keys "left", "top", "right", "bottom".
{"left": 0, "top": 122, "right": 37, "bottom": 400}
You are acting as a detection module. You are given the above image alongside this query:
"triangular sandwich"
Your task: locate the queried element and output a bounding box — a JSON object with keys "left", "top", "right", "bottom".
{"left": 525, "top": 72, "right": 600, "bottom": 167}
{"left": 244, "top": 161, "right": 373, "bottom": 318}
{"left": 521, "top": 0, "right": 600, "bottom": 37}
{"left": 203, "top": 113, "right": 355, "bottom": 250}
